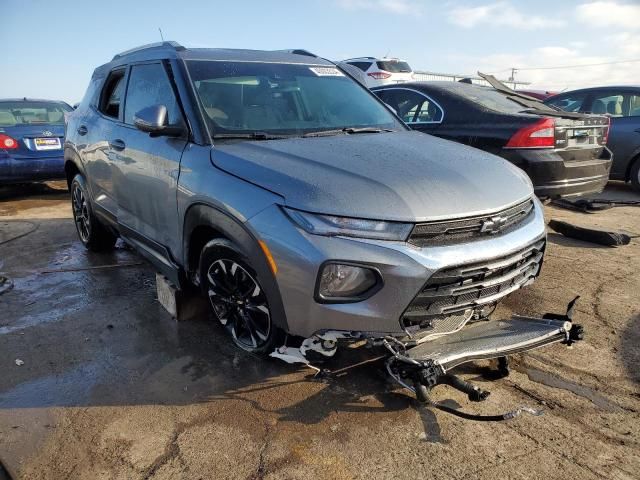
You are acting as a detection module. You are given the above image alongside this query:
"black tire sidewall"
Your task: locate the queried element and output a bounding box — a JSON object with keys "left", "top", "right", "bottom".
{"left": 199, "top": 241, "right": 282, "bottom": 355}
{"left": 70, "top": 174, "right": 116, "bottom": 251}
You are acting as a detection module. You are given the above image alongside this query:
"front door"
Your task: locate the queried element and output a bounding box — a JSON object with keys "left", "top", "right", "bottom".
{"left": 114, "top": 61, "right": 187, "bottom": 260}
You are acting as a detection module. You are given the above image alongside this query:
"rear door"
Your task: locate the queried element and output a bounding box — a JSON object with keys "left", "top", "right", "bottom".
{"left": 115, "top": 61, "right": 187, "bottom": 259}
{"left": 82, "top": 68, "right": 128, "bottom": 218}
{"left": 583, "top": 90, "right": 640, "bottom": 178}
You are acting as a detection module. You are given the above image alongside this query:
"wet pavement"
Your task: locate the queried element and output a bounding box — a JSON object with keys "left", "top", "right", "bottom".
{"left": 1, "top": 181, "right": 639, "bottom": 479}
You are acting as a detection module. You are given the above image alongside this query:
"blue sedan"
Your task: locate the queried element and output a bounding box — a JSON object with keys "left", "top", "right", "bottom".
{"left": 0, "top": 98, "right": 72, "bottom": 184}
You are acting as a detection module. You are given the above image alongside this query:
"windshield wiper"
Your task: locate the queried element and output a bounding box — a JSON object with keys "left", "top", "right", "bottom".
{"left": 212, "top": 132, "right": 290, "bottom": 141}
{"left": 302, "top": 127, "right": 394, "bottom": 138}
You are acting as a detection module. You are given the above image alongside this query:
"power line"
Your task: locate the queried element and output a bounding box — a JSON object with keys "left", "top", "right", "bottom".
{"left": 514, "top": 58, "right": 640, "bottom": 71}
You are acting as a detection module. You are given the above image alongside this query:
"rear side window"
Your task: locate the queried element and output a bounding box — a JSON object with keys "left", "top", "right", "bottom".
{"left": 0, "top": 101, "right": 71, "bottom": 126}
{"left": 376, "top": 89, "right": 443, "bottom": 123}
{"left": 99, "top": 70, "right": 126, "bottom": 119}
{"left": 376, "top": 61, "right": 412, "bottom": 73}
{"left": 588, "top": 91, "right": 640, "bottom": 117}
{"left": 546, "top": 93, "right": 587, "bottom": 113}
{"left": 347, "top": 61, "right": 373, "bottom": 71}
{"left": 123, "top": 63, "right": 182, "bottom": 126}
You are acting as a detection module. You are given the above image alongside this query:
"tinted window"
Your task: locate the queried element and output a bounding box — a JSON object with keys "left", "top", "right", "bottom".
{"left": 100, "top": 71, "right": 125, "bottom": 119}
{"left": 376, "top": 89, "right": 442, "bottom": 123}
{"left": 546, "top": 92, "right": 588, "bottom": 113}
{"left": 587, "top": 91, "right": 640, "bottom": 117}
{"left": 377, "top": 61, "right": 412, "bottom": 73}
{"left": 187, "top": 61, "right": 402, "bottom": 136}
{"left": 124, "top": 63, "right": 181, "bottom": 125}
{"left": 630, "top": 95, "right": 640, "bottom": 117}
{"left": 347, "top": 61, "right": 373, "bottom": 71}
{"left": 0, "top": 101, "right": 71, "bottom": 126}
{"left": 442, "top": 84, "right": 534, "bottom": 114}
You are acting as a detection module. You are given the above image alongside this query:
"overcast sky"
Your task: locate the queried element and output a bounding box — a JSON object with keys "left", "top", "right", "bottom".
{"left": 2, "top": 0, "right": 639, "bottom": 103}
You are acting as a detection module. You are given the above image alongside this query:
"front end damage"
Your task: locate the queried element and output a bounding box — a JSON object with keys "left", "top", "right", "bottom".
{"left": 272, "top": 297, "right": 584, "bottom": 420}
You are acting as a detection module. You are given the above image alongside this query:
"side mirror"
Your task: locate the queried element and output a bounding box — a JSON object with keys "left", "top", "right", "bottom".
{"left": 134, "top": 105, "right": 184, "bottom": 137}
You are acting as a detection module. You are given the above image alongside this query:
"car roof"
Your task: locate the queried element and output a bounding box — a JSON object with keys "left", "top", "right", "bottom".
{"left": 96, "top": 42, "right": 335, "bottom": 73}
{"left": 550, "top": 85, "right": 640, "bottom": 96}
{"left": 0, "top": 98, "right": 69, "bottom": 104}
{"left": 372, "top": 81, "right": 487, "bottom": 93}
{"left": 343, "top": 57, "right": 408, "bottom": 62}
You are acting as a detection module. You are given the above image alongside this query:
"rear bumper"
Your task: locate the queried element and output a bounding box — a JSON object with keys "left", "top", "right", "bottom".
{"left": 502, "top": 147, "right": 613, "bottom": 198}
{"left": 0, "top": 154, "right": 65, "bottom": 183}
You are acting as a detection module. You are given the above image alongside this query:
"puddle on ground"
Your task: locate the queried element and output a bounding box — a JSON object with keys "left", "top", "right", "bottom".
{"left": 524, "top": 367, "right": 622, "bottom": 412}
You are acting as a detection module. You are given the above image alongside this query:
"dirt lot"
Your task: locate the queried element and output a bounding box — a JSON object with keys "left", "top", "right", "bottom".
{"left": 1, "top": 181, "right": 639, "bottom": 480}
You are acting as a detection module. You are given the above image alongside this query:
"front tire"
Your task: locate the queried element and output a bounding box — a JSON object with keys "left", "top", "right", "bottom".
{"left": 70, "top": 174, "right": 117, "bottom": 251}
{"left": 199, "top": 241, "right": 283, "bottom": 355}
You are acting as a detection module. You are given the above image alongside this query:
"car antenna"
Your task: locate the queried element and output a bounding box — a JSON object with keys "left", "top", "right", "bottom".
{"left": 158, "top": 27, "right": 165, "bottom": 41}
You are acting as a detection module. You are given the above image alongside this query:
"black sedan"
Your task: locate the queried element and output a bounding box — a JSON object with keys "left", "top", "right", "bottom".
{"left": 373, "top": 76, "right": 612, "bottom": 198}
{"left": 545, "top": 86, "right": 640, "bottom": 191}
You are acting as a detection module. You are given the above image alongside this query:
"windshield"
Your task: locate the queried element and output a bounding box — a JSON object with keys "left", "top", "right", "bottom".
{"left": 0, "top": 101, "right": 72, "bottom": 126}
{"left": 377, "top": 61, "right": 412, "bottom": 73}
{"left": 187, "top": 61, "right": 403, "bottom": 137}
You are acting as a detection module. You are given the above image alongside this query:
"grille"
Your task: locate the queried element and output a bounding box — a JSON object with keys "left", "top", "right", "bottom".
{"left": 402, "top": 239, "right": 545, "bottom": 328}
{"left": 408, "top": 199, "right": 534, "bottom": 247}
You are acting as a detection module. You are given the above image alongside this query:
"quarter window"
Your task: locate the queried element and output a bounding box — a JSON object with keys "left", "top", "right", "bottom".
{"left": 124, "top": 63, "right": 182, "bottom": 126}
{"left": 347, "top": 61, "right": 373, "bottom": 72}
{"left": 99, "top": 70, "right": 126, "bottom": 119}
{"left": 376, "top": 89, "right": 443, "bottom": 123}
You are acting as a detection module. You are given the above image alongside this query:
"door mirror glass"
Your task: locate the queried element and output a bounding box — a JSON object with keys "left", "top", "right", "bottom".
{"left": 134, "top": 105, "right": 183, "bottom": 136}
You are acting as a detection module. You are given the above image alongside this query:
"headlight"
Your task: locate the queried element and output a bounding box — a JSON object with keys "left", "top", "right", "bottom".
{"left": 317, "top": 262, "right": 380, "bottom": 301}
{"left": 283, "top": 207, "right": 412, "bottom": 241}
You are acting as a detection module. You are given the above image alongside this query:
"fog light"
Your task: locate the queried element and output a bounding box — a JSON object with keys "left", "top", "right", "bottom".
{"left": 317, "top": 263, "right": 378, "bottom": 301}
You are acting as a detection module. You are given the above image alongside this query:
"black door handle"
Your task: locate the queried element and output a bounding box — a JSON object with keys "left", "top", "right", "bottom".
{"left": 77, "top": 125, "right": 88, "bottom": 136}
{"left": 109, "top": 139, "right": 126, "bottom": 151}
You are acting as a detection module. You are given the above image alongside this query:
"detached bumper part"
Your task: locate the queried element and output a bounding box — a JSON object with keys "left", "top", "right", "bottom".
{"left": 407, "top": 316, "right": 572, "bottom": 370}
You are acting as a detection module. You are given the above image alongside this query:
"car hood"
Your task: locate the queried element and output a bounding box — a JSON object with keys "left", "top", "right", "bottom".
{"left": 211, "top": 131, "right": 533, "bottom": 222}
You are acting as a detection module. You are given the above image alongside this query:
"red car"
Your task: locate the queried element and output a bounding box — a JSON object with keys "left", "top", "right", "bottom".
{"left": 517, "top": 89, "right": 559, "bottom": 101}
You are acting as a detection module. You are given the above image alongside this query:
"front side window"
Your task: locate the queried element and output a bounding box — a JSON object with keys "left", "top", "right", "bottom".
{"left": 99, "top": 71, "right": 126, "bottom": 119}
{"left": 124, "top": 63, "right": 181, "bottom": 125}
{"left": 630, "top": 95, "right": 640, "bottom": 117}
{"left": 0, "top": 101, "right": 72, "bottom": 126}
{"left": 546, "top": 92, "right": 588, "bottom": 113}
{"left": 376, "top": 89, "right": 443, "bottom": 123}
{"left": 187, "top": 61, "right": 403, "bottom": 137}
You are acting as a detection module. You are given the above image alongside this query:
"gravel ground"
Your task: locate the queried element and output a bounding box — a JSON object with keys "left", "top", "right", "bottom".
{"left": 0, "top": 181, "right": 638, "bottom": 480}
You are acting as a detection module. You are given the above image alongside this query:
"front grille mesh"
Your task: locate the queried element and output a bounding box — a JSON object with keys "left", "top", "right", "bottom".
{"left": 409, "top": 199, "right": 534, "bottom": 247}
{"left": 402, "top": 239, "right": 545, "bottom": 328}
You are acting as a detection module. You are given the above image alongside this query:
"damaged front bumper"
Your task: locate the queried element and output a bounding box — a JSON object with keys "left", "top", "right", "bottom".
{"left": 272, "top": 298, "right": 584, "bottom": 411}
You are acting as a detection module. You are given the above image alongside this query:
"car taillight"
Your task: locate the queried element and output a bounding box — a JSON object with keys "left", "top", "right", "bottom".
{"left": 0, "top": 134, "right": 18, "bottom": 150}
{"left": 367, "top": 71, "right": 392, "bottom": 80}
{"left": 505, "top": 118, "right": 555, "bottom": 149}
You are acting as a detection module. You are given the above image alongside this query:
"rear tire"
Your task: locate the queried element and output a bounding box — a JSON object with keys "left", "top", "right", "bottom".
{"left": 70, "top": 174, "right": 117, "bottom": 251}
{"left": 631, "top": 158, "right": 640, "bottom": 192}
{"left": 199, "top": 240, "right": 283, "bottom": 356}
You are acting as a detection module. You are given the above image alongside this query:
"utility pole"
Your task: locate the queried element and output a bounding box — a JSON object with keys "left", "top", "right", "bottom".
{"left": 509, "top": 67, "right": 517, "bottom": 89}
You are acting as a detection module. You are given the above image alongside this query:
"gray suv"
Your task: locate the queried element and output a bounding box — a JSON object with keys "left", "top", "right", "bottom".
{"left": 65, "top": 42, "right": 547, "bottom": 359}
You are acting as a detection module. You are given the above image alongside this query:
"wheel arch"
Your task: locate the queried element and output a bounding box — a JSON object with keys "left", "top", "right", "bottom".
{"left": 183, "top": 203, "right": 289, "bottom": 331}
{"left": 624, "top": 149, "right": 640, "bottom": 181}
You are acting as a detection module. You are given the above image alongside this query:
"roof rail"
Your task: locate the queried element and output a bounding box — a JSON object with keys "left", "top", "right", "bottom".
{"left": 273, "top": 49, "right": 318, "bottom": 58}
{"left": 112, "top": 41, "right": 185, "bottom": 60}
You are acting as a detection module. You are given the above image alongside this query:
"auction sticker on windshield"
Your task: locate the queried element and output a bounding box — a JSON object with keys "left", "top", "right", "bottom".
{"left": 309, "top": 67, "right": 344, "bottom": 76}
{"left": 34, "top": 137, "right": 61, "bottom": 151}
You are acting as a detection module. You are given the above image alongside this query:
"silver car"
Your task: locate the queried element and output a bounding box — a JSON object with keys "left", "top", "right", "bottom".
{"left": 64, "top": 43, "right": 550, "bottom": 365}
